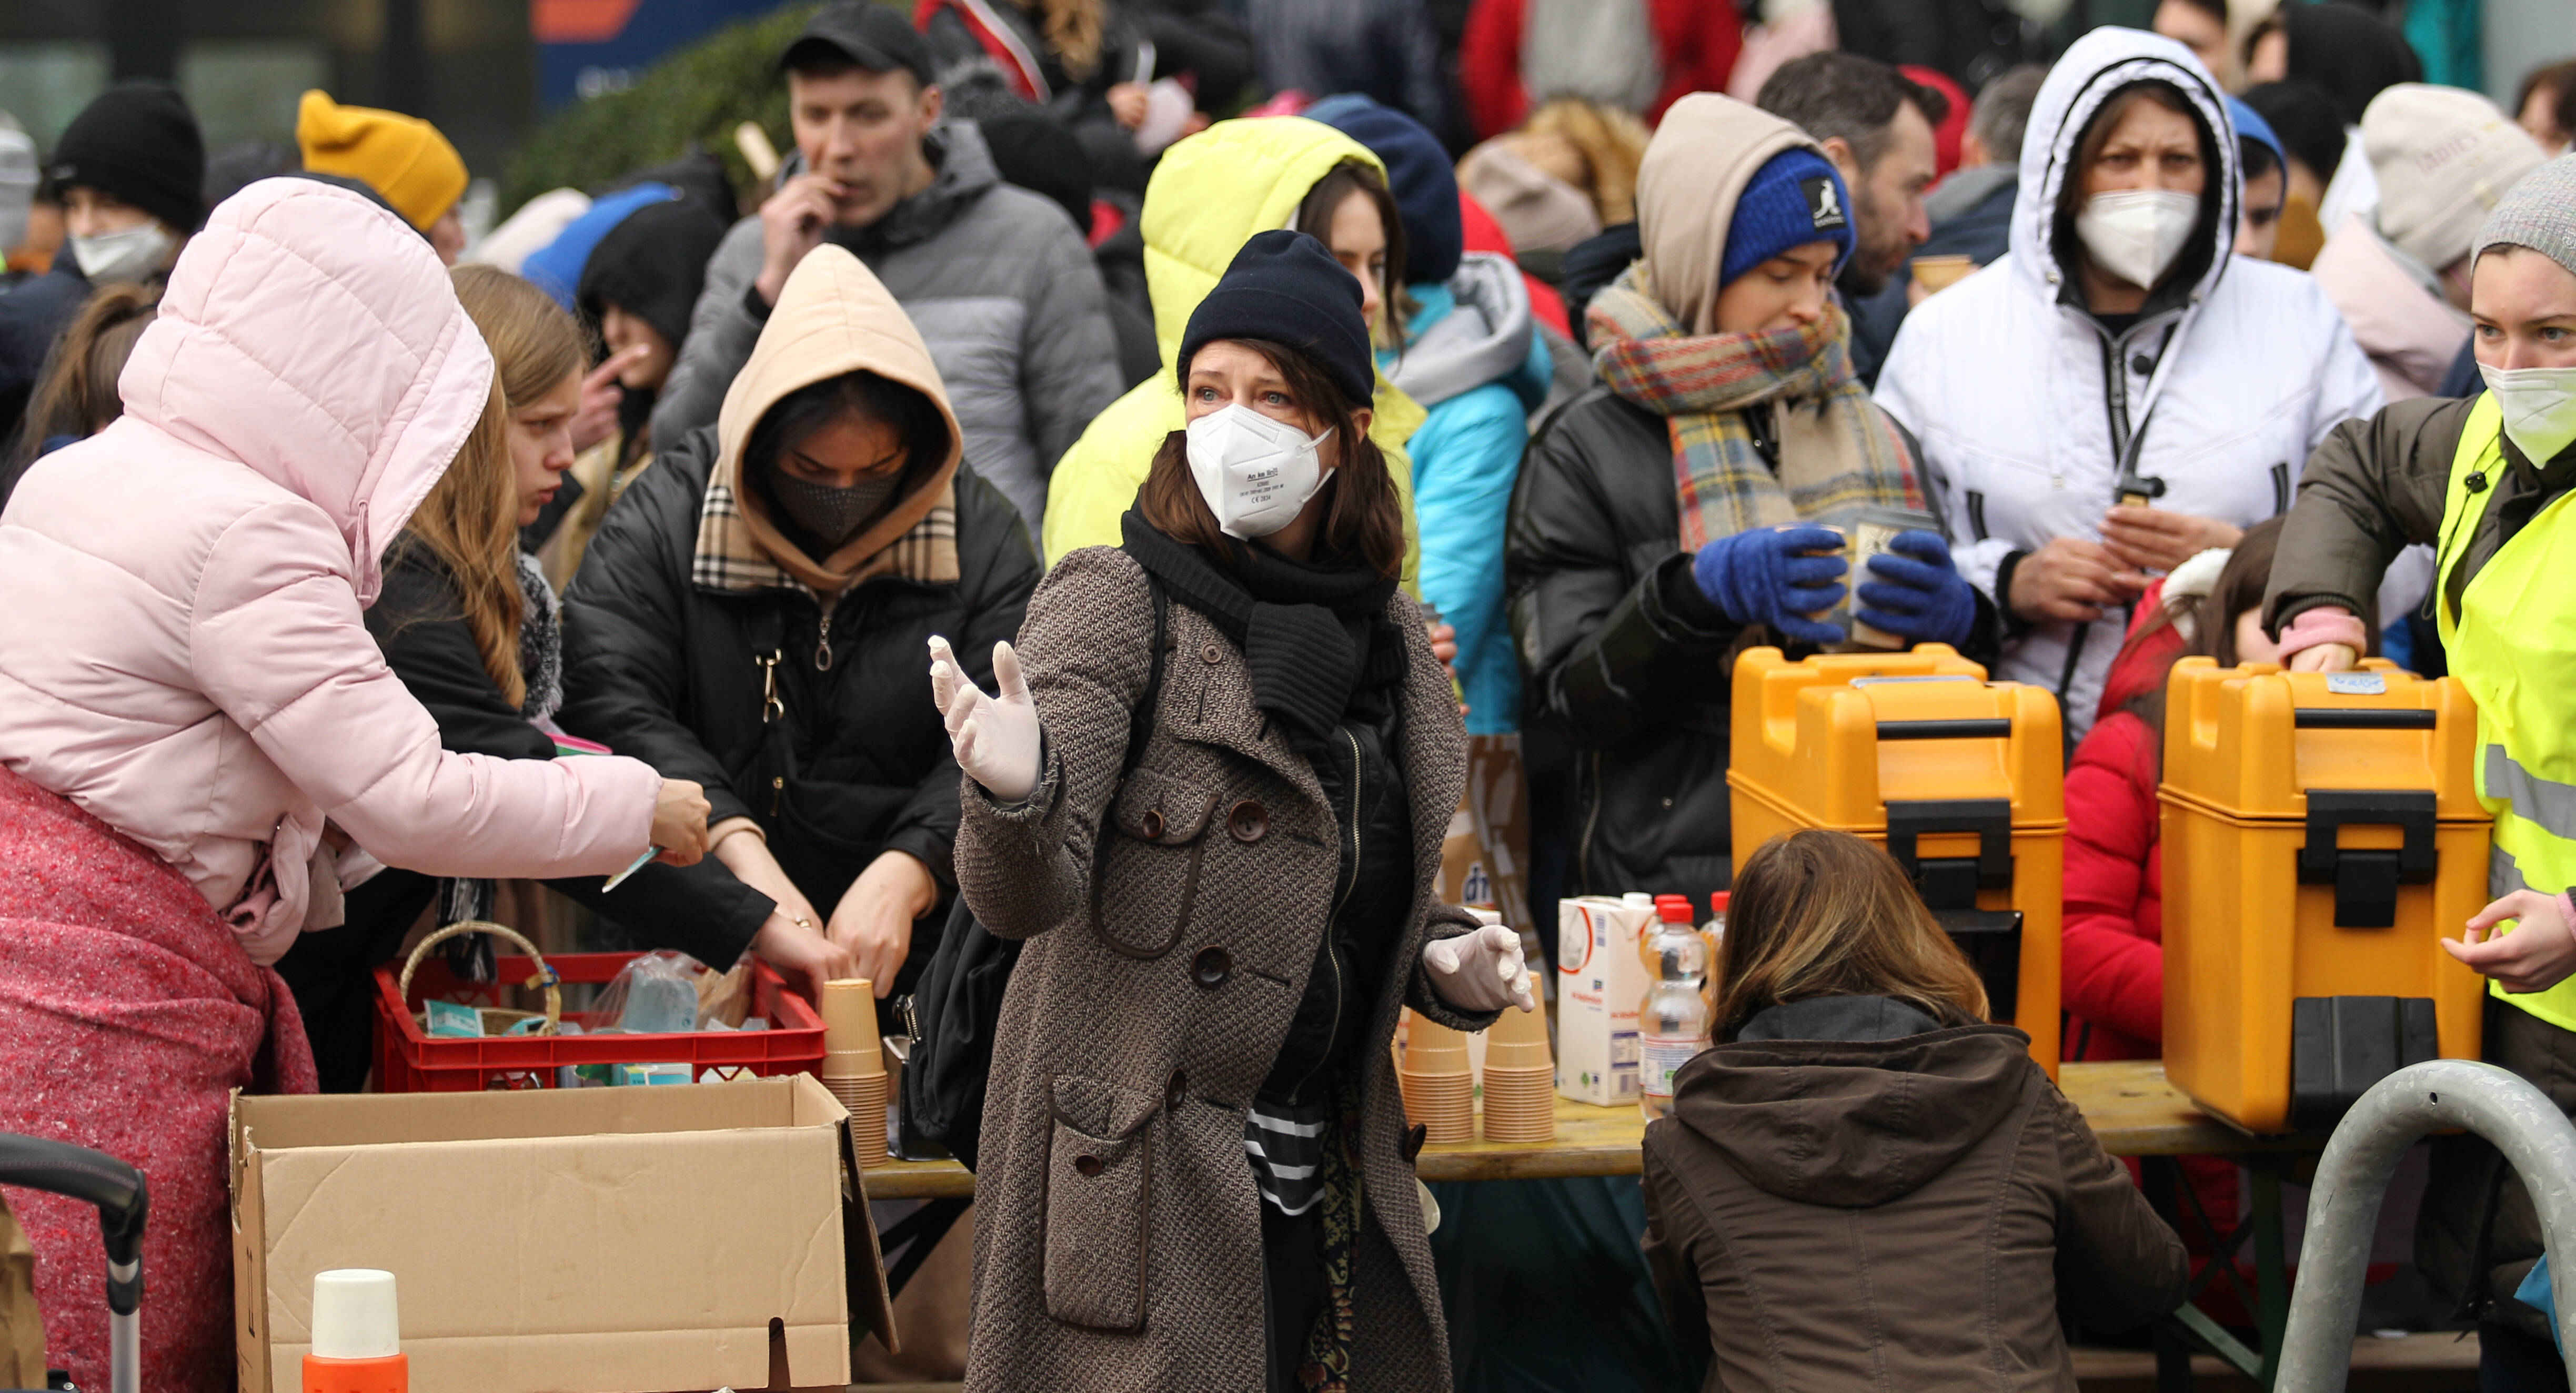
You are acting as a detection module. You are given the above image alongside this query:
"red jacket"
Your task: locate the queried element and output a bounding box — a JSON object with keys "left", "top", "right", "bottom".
{"left": 1457, "top": 0, "right": 1743, "bottom": 140}
{"left": 2063, "top": 709, "right": 2165, "bottom": 1064}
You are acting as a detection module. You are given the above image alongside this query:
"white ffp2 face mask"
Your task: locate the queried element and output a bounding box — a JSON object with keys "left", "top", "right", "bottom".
{"left": 1183, "top": 404, "right": 1334, "bottom": 540}
{"left": 2481, "top": 363, "right": 2576, "bottom": 466}
{"left": 2075, "top": 189, "right": 2199, "bottom": 291}
{"left": 69, "top": 221, "right": 174, "bottom": 285}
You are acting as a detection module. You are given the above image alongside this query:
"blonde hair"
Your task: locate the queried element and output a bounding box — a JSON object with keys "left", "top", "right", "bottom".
{"left": 1021, "top": 0, "right": 1106, "bottom": 82}
{"left": 1713, "top": 830, "right": 1990, "bottom": 1040}
{"left": 1517, "top": 99, "right": 1652, "bottom": 226}
{"left": 400, "top": 376, "right": 527, "bottom": 706}
{"left": 396, "top": 266, "right": 590, "bottom": 708}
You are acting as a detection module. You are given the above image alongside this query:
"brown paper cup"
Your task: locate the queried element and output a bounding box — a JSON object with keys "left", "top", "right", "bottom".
{"left": 1479, "top": 1061, "right": 1557, "bottom": 1142}
{"left": 827, "top": 1072, "right": 890, "bottom": 1167}
{"left": 1399, "top": 1071, "right": 1475, "bottom": 1144}
{"left": 1404, "top": 1013, "right": 1471, "bottom": 1075}
{"left": 1483, "top": 974, "right": 1552, "bottom": 1069}
{"left": 818, "top": 978, "right": 883, "bottom": 1057}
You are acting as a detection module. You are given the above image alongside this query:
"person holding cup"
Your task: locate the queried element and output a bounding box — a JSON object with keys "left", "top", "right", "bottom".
{"left": 1505, "top": 93, "right": 1996, "bottom": 906}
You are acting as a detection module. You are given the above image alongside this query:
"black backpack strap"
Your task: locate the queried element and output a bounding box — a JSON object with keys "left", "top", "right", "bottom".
{"left": 1121, "top": 573, "right": 1169, "bottom": 779}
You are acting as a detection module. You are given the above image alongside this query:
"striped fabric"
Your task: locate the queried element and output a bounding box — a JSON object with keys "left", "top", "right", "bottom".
{"left": 1588, "top": 266, "right": 1921, "bottom": 550}
{"left": 690, "top": 478, "right": 960, "bottom": 595}
{"left": 1244, "top": 1099, "right": 1329, "bottom": 1216}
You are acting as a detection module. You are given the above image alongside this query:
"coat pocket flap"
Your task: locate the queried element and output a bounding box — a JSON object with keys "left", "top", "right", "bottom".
{"left": 1108, "top": 767, "right": 1217, "bottom": 844}
{"left": 1050, "top": 1074, "right": 1162, "bottom": 1140}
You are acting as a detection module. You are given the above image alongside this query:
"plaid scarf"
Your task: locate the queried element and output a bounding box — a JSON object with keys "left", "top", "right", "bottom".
{"left": 1588, "top": 266, "right": 1920, "bottom": 550}
{"left": 691, "top": 477, "right": 959, "bottom": 597}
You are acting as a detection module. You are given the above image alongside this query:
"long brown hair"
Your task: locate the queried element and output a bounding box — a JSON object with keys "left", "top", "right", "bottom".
{"left": 1295, "top": 160, "right": 1410, "bottom": 349}
{"left": 12, "top": 282, "right": 156, "bottom": 468}
{"left": 1139, "top": 337, "right": 1406, "bottom": 581}
{"left": 398, "top": 377, "right": 527, "bottom": 705}
{"left": 398, "top": 266, "right": 590, "bottom": 709}
{"left": 1713, "top": 830, "right": 1990, "bottom": 1041}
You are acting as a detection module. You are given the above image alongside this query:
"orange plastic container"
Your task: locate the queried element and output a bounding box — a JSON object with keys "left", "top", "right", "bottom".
{"left": 1728, "top": 645, "right": 2065, "bottom": 1077}
{"left": 2159, "top": 658, "right": 2490, "bottom": 1133}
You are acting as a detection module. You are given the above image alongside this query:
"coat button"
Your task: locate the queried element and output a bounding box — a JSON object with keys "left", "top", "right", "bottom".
{"left": 1201, "top": 643, "right": 1224, "bottom": 664}
{"left": 2129, "top": 354, "right": 2155, "bottom": 377}
{"left": 1139, "top": 808, "right": 1165, "bottom": 840}
{"left": 1227, "top": 800, "right": 1269, "bottom": 843}
{"left": 1165, "top": 1070, "right": 1188, "bottom": 1110}
{"left": 1192, "top": 945, "right": 1233, "bottom": 987}
{"left": 1074, "top": 1154, "right": 1104, "bottom": 1177}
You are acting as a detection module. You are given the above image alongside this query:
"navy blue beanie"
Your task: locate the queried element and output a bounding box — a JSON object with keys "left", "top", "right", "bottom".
{"left": 1179, "top": 230, "right": 1375, "bottom": 407}
{"left": 1720, "top": 148, "right": 1857, "bottom": 289}
{"left": 1304, "top": 94, "right": 1463, "bottom": 287}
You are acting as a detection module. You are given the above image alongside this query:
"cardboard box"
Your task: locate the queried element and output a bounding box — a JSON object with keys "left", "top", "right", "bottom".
{"left": 1556, "top": 897, "right": 1651, "bottom": 1105}
{"left": 232, "top": 1075, "right": 894, "bottom": 1393}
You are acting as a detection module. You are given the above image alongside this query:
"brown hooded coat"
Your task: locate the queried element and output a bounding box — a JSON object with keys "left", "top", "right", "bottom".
{"left": 954, "top": 541, "right": 1494, "bottom": 1391}
{"left": 1642, "top": 1016, "right": 2188, "bottom": 1392}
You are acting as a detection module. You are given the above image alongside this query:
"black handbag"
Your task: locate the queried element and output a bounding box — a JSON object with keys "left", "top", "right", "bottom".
{"left": 897, "top": 574, "right": 1166, "bottom": 1169}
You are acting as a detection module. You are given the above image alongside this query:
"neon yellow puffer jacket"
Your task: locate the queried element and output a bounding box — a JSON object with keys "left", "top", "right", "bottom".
{"left": 1039, "top": 116, "right": 1425, "bottom": 585}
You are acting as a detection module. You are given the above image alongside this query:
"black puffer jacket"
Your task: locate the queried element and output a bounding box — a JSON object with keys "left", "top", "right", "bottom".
{"left": 560, "top": 426, "right": 1040, "bottom": 986}
{"left": 1505, "top": 387, "right": 1998, "bottom": 903}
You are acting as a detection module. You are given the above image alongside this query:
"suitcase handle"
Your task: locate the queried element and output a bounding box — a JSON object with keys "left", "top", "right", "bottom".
{"left": 0, "top": 1135, "right": 146, "bottom": 1316}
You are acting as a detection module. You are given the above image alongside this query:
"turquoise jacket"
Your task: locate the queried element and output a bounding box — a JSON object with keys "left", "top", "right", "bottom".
{"left": 1389, "top": 256, "right": 1549, "bottom": 734}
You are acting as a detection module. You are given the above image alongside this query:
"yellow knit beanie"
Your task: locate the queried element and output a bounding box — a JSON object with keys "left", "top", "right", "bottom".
{"left": 295, "top": 89, "right": 466, "bottom": 232}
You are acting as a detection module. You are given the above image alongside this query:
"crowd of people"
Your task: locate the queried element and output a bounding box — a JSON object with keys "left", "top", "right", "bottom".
{"left": 3, "top": 0, "right": 2576, "bottom": 1389}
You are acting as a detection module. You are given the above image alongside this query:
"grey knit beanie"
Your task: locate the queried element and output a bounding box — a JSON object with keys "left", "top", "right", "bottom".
{"left": 2477, "top": 153, "right": 2576, "bottom": 281}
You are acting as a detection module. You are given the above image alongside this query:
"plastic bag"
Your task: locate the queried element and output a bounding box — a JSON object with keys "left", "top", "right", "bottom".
{"left": 589, "top": 950, "right": 708, "bottom": 1034}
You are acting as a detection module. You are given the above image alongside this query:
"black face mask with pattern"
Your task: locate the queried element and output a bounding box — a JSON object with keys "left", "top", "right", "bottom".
{"left": 767, "top": 468, "right": 901, "bottom": 548}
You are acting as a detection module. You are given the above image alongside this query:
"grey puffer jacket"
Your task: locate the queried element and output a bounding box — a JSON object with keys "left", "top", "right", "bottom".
{"left": 652, "top": 121, "right": 1123, "bottom": 539}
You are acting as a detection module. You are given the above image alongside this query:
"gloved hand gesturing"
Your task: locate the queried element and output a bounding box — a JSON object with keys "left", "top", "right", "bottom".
{"left": 1855, "top": 530, "right": 1979, "bottom": 646}
{"left": 1423, "top": 924, "right": 1539, "bottom": 1013}
{"left": 929, "top": 635, "right": 1041, "bottom": 803}
{"left": 1692, "top": 525, "right": 1848, "bottom": 647}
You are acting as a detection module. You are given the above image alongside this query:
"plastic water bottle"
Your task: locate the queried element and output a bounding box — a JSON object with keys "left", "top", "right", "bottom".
{"left": 1639, "top": 894, "right": 1711, "bottom": 1120}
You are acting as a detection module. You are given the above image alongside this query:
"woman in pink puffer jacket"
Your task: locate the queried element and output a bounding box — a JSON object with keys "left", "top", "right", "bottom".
{"left": 0, "top": 177, "right": 708, "bottom": 1390}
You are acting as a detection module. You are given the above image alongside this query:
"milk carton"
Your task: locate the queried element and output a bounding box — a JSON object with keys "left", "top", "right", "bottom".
{"left": 1556, "top": 895, "right": 1653, "bottom": 1105}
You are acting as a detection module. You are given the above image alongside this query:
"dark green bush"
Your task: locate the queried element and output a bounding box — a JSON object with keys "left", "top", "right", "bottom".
{"left": 499, "top": 2, "right": 829, "bottom": 218}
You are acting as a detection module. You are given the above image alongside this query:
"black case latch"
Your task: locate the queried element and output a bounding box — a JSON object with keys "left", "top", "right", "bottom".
{"left": 2297, "top": 789, "right": 2438, "bottom": 928}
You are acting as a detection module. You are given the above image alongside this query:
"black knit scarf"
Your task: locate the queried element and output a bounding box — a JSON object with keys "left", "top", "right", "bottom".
{"left": 1119, "top": 511, "right": 1407, "bottom": 755}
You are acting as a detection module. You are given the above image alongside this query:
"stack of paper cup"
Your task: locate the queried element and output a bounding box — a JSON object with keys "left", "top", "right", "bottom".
{"left": 1396, "top": 1009, "right": 1474, "bottom": 1144}
{"left": 1480, "top": 972, "right": 1556, "bottom": 1143}
{"left": 819, "top": 978, "right": 889, "bottom": 1167}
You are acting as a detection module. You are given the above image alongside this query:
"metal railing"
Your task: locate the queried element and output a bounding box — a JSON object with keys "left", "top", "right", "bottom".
{"left": 2273, "top": 1059, "right": 2576, "bottom": 1392}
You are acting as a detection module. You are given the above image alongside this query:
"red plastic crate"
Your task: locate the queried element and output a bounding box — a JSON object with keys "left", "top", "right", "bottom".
{"left": 372, "top": 951, "right": 827, "bottom": 1092}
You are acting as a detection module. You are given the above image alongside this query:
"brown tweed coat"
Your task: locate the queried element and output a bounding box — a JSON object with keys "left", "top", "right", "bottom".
{"left": 955, "top": 544, "right": 1494, "bottom": 1392}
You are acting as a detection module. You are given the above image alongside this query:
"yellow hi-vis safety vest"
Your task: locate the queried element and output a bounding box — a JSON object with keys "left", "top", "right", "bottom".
{"left": 2434, "top": 391, "right": 2576, "bottom": 1031}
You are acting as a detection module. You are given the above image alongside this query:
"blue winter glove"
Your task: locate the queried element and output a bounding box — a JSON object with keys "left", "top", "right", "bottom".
{"left": 1855, "top": 530, "right": 1978, "bottom": 645}
{"left": 1690, "top": 525, "right": 1848, "bottom": 647}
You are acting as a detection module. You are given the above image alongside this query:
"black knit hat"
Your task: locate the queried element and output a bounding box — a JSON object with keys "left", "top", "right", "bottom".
{"left": 49, "top": 82, "right": 206, "bottom": 233}
{"left": 1178, "top": 230, "right": 1374, "bottom": 408}
{"left": 578, "top": 195, "right": 732, "bottom": 352}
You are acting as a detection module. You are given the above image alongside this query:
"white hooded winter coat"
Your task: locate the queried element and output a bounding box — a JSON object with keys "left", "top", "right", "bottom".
{"left": 1875, "top": 27, "right": 2382, "bottom": 736}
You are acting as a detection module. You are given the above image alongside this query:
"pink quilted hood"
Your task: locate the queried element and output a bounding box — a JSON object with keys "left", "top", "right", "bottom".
{"left": 119, "top": 176, "right": 495, "bottom": 605}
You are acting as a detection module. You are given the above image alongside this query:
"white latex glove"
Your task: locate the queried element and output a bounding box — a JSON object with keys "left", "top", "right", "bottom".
{"left": 1422, "top": 924, "right": 1538, "bottom": 1013}
{"left": 929, "top": 635, "right": 1041, "bottom": 802}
